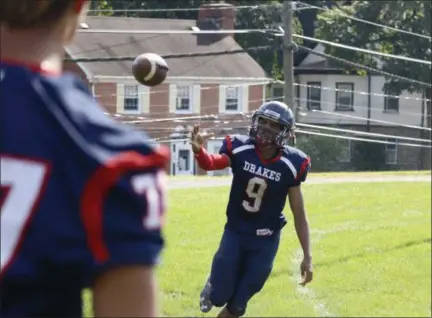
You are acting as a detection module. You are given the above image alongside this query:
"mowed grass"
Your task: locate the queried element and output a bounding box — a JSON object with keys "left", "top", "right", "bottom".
{"left": 83, "top": 180, "right": 431, "bottom": 317}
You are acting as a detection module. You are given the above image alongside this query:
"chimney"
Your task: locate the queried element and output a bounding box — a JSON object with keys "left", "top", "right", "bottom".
{"left": 196, "top": 2, "right": 236, "bottom": 46}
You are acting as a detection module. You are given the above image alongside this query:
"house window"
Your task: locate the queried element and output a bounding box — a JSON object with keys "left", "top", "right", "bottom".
{"left": 335, "top": 83, "right": 354, "bottom": 111}
{"left": 272, "top": 87, "right": 284, "bottom": 102}
{"left": 124, "top": 85, "right": 139, "bottom": 111}
{"left": 338, "top": 140, "right": 351, "bottom": 163}
{"left": 176, "top": 85, "right": 192, "bottom": 112}
{"left": 307, "top": 82, "right": 321, "bottom": 110}
{"left": 385, "top": 138, "right": 397, "bottom": 164}
{"left": 384, "top": 89, "right": 399, "bottom": 112}
{"left": 225, "top": 86, "right": 240, "bottom": 111}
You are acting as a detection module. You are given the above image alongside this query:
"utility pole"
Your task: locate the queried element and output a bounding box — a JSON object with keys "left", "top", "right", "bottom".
{"left": 283, "top": 1, "right": 297, "bottom": 121}
{"left": 366, "top": 72, "right": 371, "bottom": 132}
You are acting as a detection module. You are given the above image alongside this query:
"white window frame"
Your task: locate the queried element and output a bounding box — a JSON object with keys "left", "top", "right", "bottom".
{"left": 385, "top": 138, "right": 398, "bottom": 164}
{"left": 338, "top": 140, "right": 351, "bottom": 163}
{"left": 307, "top": 81, "right": 322, "bottom": 110}
{"left": 384, "top": 89, "right": 400, "bottom": 113}
{"left": 175, "top": 85, "right": 193, "bottom": 114}
{"left": 225, "top": 85, "right": 241, "bottom": 112}
{"left": 335, "top": 83, "right": 354, "bottom": 111}
{"left": 123, "top": 84, "right": 140, "bottom": 114}
{"left": 272, "top": 86, "right": 284, "bottom": 102}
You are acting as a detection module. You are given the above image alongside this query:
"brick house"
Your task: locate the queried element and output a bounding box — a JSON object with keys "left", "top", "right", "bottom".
{"left": 65, "top": 3, "right": 270, "bottom": 176}
{"left": 271, "top": 43, "right": 431, "bottom": 170}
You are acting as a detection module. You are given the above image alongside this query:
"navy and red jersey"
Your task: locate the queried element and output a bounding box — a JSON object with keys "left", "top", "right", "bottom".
{"left": 219, "top": 135, "right": 310, "bottom": 235}
{"left": 0, "top": 61, "right": 169, "bottom": 317}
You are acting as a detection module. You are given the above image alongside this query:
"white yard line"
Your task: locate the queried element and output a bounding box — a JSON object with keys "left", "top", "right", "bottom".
{"left": 289, "top": 222, "right": 363, "bottom": 317}
{"left": 291, "top": 245, "right": 336, "bottom": 317}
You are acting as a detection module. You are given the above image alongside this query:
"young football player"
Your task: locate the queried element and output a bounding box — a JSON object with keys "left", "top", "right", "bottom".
{"left": 191, "top": 101, "right": 313, "bottom": 318}
{"left": 1, "top": 1, "right": 168, "bottom": 316}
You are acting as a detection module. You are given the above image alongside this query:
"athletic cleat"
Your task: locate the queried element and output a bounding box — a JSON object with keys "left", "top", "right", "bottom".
{"left": 199, "top": 278, "right": 213, "bottom": 313}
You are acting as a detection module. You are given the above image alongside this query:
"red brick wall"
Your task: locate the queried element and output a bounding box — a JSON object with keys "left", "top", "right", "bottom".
{"left": 64, "top": 60, "right": 266, "bottom": 175}
{"left": 94, "top": 83, "right": 117, "bottom": 113}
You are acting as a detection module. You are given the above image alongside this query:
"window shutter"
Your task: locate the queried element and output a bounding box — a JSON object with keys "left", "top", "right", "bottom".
{"left": 193, "top": 85, "right": 201, "bottom": 113}
{"left": 116, "top": 83, "right": 125, "bottom": 113}
{"left": 241, "top": 85, "right": 249, "bottom": 113}
{"left": 219, "top": 85, "right": 226, "bottom": 113}
{"left": 169, "top": 84, "right": 177, "bottom": 113}
{"left": 139, "top": 85, "right": 150, "bottom": 113}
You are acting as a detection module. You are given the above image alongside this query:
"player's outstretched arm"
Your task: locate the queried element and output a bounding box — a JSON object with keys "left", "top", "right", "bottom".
{"left": 93, "top": 265, "right": 158, "bottom": 317}
{"left": 190, "top": 124, "right": 231, "bottom": 171}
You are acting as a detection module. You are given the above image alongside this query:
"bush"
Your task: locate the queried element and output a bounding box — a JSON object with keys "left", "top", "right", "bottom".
{"left": 296, "top": 135, "right": 344, "bottom": 171}
{"left": 351, "top": 142, "right": 387, "bottom": 171}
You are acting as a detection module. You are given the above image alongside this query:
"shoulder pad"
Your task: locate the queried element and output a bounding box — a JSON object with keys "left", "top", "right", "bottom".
{"left": 228, "top": 134, "right": 253, "bottom": 147}
{"left": 281, "top": 146, "right": 311, "bottom": 181}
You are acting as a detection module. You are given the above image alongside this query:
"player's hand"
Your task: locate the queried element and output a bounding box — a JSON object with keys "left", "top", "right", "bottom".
{"left": 300, "top": 256, "right": 313, "bottom": 286}
{"left": 190, "top": 124, "right": 205, "bottom": 153}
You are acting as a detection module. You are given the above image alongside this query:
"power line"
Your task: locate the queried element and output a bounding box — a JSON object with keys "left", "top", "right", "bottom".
{"left": 295, "top": 129, "right": 431, "bottom": 148}
{"left": 294, "top": 45, "right": 431, "bottom": 88}
{"left": 102, "top": 94, "right": 428, "bottom": 120}
{"left": 67, "top": 38, "right": 429, "bottom": 89}
{"left": 153, "top": 131, "right": 431, "bottom": 148}
{"left": 109, "top": 104, "right": 430, "bottom": 138}
{"left": 94, "top": 80, "right": 430, "bottom": 104}
{"left": 75, "top": 26, "right": 431, "bottom": 66}
{"left": 96, "top": 82, "right": 429, "bottom": 134}
{"left": 312, "top": 110, "right": 432, "bottom": 131}
{"left": 297, "top": 1, "right": 432, "bottom": 41}
{"left": 296, "top": 123, "right": 431, "bottom": 143}
{"left": 285, "top": 33, "right": 432, "bottom": 66}
{"left": 65, "top": 45, "right": 274, "bottom": 63}
{"left": 76, "top": 28, "right": 279, "bottom": 35}
{"left": 86, "top": 4, "right": 261, "bottom": 13}
{"left": 294, "top": 82, "right": 430, "bottom": 103}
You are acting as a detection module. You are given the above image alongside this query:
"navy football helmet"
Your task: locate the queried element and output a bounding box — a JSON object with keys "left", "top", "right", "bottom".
{"left": 249, "top": 101, "right": 295, "bottom": 148}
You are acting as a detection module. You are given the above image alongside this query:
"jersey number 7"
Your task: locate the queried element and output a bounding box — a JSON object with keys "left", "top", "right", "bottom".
{"left": 0, "top": 156, "right": 50, "bottom": 273}
{"left": 242, "top": 176, "right": 268, "bottom": 213}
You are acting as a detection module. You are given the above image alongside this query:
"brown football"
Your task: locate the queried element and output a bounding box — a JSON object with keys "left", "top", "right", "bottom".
{"left": 132, "top": 53, "right": 169, "bottom": 87}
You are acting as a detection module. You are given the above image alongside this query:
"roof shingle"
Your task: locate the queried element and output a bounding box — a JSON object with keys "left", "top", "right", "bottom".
{"left": 67, "top": 16, "right": 267, "bottom": 78}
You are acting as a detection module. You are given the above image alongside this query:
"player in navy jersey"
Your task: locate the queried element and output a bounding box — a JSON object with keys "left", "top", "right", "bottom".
{"left": 1, "top": 0, "right": 168, "bottom": 317}
{"left": 191, "top": 101, "right": 313, "bottom": 317}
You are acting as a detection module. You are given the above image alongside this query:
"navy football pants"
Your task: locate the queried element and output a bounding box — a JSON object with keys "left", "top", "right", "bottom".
{"left": 208, "top": 228, "right": 281, "bottom": 315}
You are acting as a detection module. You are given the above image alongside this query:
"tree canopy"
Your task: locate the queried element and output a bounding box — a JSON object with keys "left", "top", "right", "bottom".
{"left": 315, "top": 0, "right": 431, "bottom": 94}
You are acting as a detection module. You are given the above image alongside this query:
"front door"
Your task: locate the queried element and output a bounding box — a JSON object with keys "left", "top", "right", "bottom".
{"left": 171, "top": 142, "right": 194, "bottom": 176}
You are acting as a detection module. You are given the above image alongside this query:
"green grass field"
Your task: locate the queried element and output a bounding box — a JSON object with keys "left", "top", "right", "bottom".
{"left": 83, "top": 176, "right": 431, "bottom": 317}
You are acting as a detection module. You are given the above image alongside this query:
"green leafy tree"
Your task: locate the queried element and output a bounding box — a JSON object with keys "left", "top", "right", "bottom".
{"left": 315, "top": 1, "right": 431, "bottom": 169}
{"left": 315, "top": 0, "right": 431, "bottom": 95}
{"left": 88, "top": 0, "right": 113, "bottom": 16}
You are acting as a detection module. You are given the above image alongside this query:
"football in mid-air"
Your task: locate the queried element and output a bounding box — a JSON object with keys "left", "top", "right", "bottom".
{"left": 132, "top": 53, "right": 169, "bottom": 87}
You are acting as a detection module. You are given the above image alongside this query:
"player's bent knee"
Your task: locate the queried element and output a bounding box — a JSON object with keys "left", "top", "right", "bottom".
{"left": 226, "top": 303, "right": 246, "bottom": 317}
{"left": 209, "top": 292, "right": 229, "bottom": 308}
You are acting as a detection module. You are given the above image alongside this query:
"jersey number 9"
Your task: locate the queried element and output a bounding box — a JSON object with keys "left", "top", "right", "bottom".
{"left": 242, "top": 176, "right": 267, "bottom": 213}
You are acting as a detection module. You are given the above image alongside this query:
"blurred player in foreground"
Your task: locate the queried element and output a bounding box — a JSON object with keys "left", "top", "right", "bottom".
{"left": 191, "top": 101, "right": 313, "bottom": 317}
{"left": 0, "top": 1, "right": 168, "bottom": 316}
